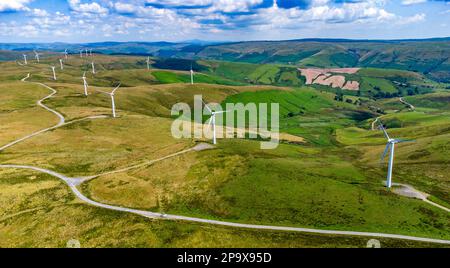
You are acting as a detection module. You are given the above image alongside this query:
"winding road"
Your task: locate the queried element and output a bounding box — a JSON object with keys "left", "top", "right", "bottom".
{"left": 0, "top": 163, "right": 448, "bottom": 245}
{"left": 0, "top": 74, "right": 449, "bottom": 246}
{"left": 399, "top": 97, "right": 415, "bottom": 110}
{"left": 0, "top": 74, "right": 106, "bottom": 152}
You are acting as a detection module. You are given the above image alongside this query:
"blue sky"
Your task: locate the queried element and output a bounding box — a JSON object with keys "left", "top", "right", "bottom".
{"left": 0, "top": 0, "right": 449, "bottom": 42}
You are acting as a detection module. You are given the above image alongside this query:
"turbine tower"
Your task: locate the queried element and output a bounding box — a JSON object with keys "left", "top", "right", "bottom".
{"left": 190, "top": 65, "right": 194, "bottom": 85}
{"left": 59, "top": 59, "right": 64, "bottom": 70}
{"left": 51, "top": 66, "right": 56, "bottom": 80}
{"left": 203, "top": 100, "right": 230, "bottom": 145}
{"left": 379, "top": 122, "right": 414, "bottom": 188}
{"left": 98, "top": 83, "right": 121, "bottom": 118}
{"left": 64, "top": 49, "right": 68, "bottom": 59}
{"left": 80, "top": 50, "right": 83, "bottom": 58}
{"left": 91, "top": 62, "right": 96, "bottom": 74}
{"left": 89, "top": 49, "right": 93, "bottom": 56}
{"left": 146, "top": 56, "right": 150, "bottom": 70}
{"left": 85, "top": 48, "right": 89, "bottom": 57}
{"left": 82, "top": 72, "right": 88, "bottom": 96}
{"left": 23, "top": 54, "right": 28, "bottom": 65}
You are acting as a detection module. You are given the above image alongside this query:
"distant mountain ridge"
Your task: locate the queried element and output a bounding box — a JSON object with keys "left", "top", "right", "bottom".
{"left": 1, "top": 37, "right": 449, "bottom": 82}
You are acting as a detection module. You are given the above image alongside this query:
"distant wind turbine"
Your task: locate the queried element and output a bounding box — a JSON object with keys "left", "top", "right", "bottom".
{"left": 85, "top": 48, "right": 89, "bottom": 57}
{"left": 51, "top": 66, "right": 56, "bottom": 80}
{"left": 82, "top": 72, "right": 88, "bottom": 96}
{"left": 91, "top": 62, "right": 96, "bottom": 74}
{"left": 98, "top": 83, "right": 121, "bottom": 118}
{"left": 190, "top": 65, "right": 194, "bottom": 85}
{"left": 80, "top": 50, "right": 83, "bottom": 58}
{"left": 203, "top": 100, "right": 231, "bottom": 145}
{"left": 23, "top": 54, "right": 28, "bottom": 65}
{"left": 89, "top": 49, "right": 93, "bottom": 56}
{"left": 64, "top": 49, "right": 68, "bottom": 59}
{"left": 59, "top": 59, "right": 64, "bottom": 70}
{"left": 146, "top": 56, "right": 150, "bottom": 70}
{"left": 34, "top": 51, "right": 41, "bottom": 63}
{"left": 379, "top": 122, "right": 414, "bottom": 188}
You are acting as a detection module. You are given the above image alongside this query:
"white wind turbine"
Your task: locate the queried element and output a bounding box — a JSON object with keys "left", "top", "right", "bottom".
{"left": 34, "top": 51, "right": 41, "bottom": 63}
{"left": 59, "top": 59, "right": 64, "bottom": 70}
{"left": 91, "top": 62, "right": 96, "bottom": 74}
{"left": 379, "top": 122, "right": 414, "bottom": 188}
{"left": 203, "top": 100, "right": 231, "bottom": 145}
{"left": 146, "top": 56, "right": 150, "bottom": 70}
{"left": 80, "top": 50, "right": 83, "bottom": 58}
{"left": 190, "top": 65, "right": 194, "bottom": 85}
{"left": 82, "top": 72, "right": 88, "bottom": 96}
{"left": 89, "top": 49, "right": 93, "bottom": 56}
{"left": 51, "top": 66, "right": 56, "bottom": 80}
{"left": 85, "top": 48, "right": 89, "bottom": 57}
{"left": 64, "top": 49, "right": 68, "bottom": 59}
{"left": 98, "top": 83, "right": 121, "bottom": 118}
{"left": 23, "top": 54, "right": 28, "bottom": 65}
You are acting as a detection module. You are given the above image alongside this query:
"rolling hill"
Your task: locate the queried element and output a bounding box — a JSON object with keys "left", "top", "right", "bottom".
{"left": 2, "top": 38, "right": 449, "bottom": 83}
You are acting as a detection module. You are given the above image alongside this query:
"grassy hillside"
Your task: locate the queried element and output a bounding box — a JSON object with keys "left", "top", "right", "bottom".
{"left": 2, "top": 170, "right": 441, "bottom": 248}
{"left": 0, "top": 54, "right": 449, "bottom": 247}
{"left": 195, "top": 40, "right": 450, "bottom": 83}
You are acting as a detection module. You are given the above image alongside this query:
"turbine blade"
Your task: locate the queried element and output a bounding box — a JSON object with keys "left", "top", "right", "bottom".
{"left": 212, "top": 110, "right": 231, "bottom": 114}
{"left": 206, "top": 116, "right": 213, "bottom": 127}
{"left": 380, "top": 143, "right": 391, "bottom": 162}
{"left": 202, "top": 99, "right": 212, "bottom": 113}
{"left": 112, "top": 83, "right": 121, "bottom": 94}
{"left": 378, "top": 125, "right": 390, "bottom": 140}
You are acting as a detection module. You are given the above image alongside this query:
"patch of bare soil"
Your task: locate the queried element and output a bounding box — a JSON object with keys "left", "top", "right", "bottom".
{"left": 299, "top": 68, "right": 360, "bottom": 90}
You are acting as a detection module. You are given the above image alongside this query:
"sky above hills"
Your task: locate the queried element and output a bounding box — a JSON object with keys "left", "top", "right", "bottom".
{"left": 0, "top": 0, "right": 449, "bottom": 43}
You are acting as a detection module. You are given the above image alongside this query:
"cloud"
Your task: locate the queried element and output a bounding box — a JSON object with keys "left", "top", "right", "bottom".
{"left": 0, "top": 0, "right": 33, "bottom": 12}
{"left": 396, "top": 13, "right": 426, "bottom": 24}
{"left": 0, "top": 0, "right": 445, "bottom": 42}
{"left": 146, "top": 0, "right": 264, "bottom": 13}
{"left": 402, "top": 0, "right": 426, "bottom": 5}
{"left": 114, "top": 2, "right": 137, "bottom": 13}
{"left": 68, "top": 0, "right": 108, "bottom": 14}
{"left": 32, "top": 8, "right": 49, "bottom": 17}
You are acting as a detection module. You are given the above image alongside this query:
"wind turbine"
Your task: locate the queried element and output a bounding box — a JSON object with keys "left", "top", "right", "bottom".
{"left": 85, "top": 48, "right": 89, "bottom": 57}
{"left": 34, "top": 51, "right": 41, "bottom": 63}
{"left": 190, "top": 65, "right": 194, "bottom": 85}
{"left": 98, "top": 83, "right": 121, "bottom": 118}
{"left": 91, "top": 62, "right": 96, "bottom": 74}
{"left": 203, "top": 100, "right": 230, "bottom": 145}
{"left": 82, "top": 72, "right": 88, "bottom": 96}
{"left": 51, "top": 66, "right": 56, "bottom": 80}
{"left": 23, "top": 54, "right": 28, "bottom": 65}
{"left": 59, "top": 59, "right": 64, "bottom": 70}
{"left": 146, "top": 56, "right": 150, "bottom": 70}
{"left": 80, "top": 50, "right": 83, "bottom": 58}
{"left": 379, "top": 122, "right": 414, "bottom": 188}
{"left": 64, "top": 49, "right": 68, "bottom": 59}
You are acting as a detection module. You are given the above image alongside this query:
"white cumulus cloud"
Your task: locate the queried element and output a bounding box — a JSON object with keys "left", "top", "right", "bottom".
{"left": 0, "top": 0, "right": 33, "bottom": 12}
